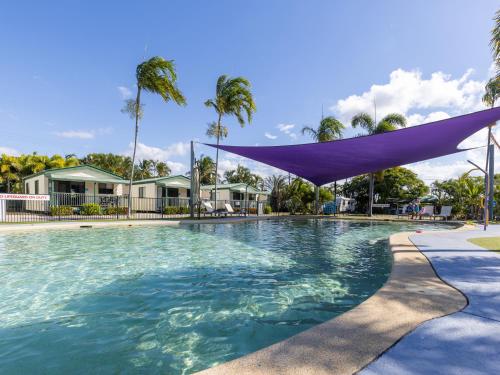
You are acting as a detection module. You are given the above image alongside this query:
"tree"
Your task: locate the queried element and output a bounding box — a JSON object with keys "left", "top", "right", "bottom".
{"left": 483, "top": 77, "right": 500, "bottom": 108}
{"left": 0, "top": 155, "right": 21, "bottom": 193}
{"left": 136, "top": 159, "right": 153, "bottom": 180}
{"left": 80, "top": 153, "right": 132, "bottom": 178}
{"left": 351, "top": 112, "right": 407, "bottom": 215}
{"left": 205, "top": 75, "right": 256, "bottom": 206}
{"left": 264, "top": 175, "right": 287, "bottom": 212}
{"left": 154, "top": 161, "right": 170, "bottom": 177}
{"left": 302, "top": 116, "right": 345, "bottom": 212}
{"left": 223, "top": 164, "right": 262, "bottom": 188}
{"left": 343, "top": 167, "right": 426, "bottom": 214}
{"left": 301, "top": 116, "right": 345, "bottom": 142}
{"left": 491, "top": 9, "right": 500, "bottom": 79}
{"left": 122, "top": 56, "right": 186, "bottom": 217}
{"left": 197, "top": 156, "right": 217, "bottom": 185}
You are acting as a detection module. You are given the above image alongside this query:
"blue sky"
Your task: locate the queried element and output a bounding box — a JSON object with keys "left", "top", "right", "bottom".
{"left": 0, "top": 0, "right": 498, "bottom": 182}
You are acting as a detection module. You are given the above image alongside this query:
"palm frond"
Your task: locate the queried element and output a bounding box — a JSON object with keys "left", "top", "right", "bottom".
{"left": 380, "top": 113, "right": 407, "bottom": 128}
{"left": 136, "top": 56, "right": 186, "bottom": 105}
{"left": 351, "top": 112, "right": 375, "bottom": 134}
{"left": 483, "top": 77, "right": 500, "bottom": 107}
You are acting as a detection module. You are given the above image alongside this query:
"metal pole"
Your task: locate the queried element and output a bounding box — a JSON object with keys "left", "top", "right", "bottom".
{"left": 489, "top": 143, "right": 495, "bottom": 221}
{"left": 468, "top": 160, "right": 488, "bottom": 231}
{"left": 190, "top": 141, "right": 195, "bottom": 218}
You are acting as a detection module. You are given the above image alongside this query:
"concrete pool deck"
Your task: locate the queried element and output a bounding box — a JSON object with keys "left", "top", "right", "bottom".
{"left": 197, "top": 230, "right": 467, "bottom": 375}
{"left": 362, "top": 225, "right": 500, "bottom": 375}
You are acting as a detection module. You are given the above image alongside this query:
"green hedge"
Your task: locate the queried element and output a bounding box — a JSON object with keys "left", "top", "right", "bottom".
{"left": 163, "top": 206, "right": 190, "bottom": 215}
{"left": 264, "top": 205, "right": 272, "bottom": 214}
{"left": 50, "top": 205, "right": 73, "bottom": 216}
{"left": 104, "top": 206, "right": 128, "bottom": 215}
{"left": 80, "top": 203, "right": 101, "bottom": 215}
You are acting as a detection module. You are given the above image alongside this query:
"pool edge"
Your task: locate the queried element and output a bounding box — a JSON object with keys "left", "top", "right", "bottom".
{"left": 195, "top": 228, "right": 469, "bottom": 375}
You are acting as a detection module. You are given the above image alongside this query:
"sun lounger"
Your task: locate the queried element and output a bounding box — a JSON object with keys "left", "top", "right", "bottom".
{"left": 432, "top": 206, "right": 452, "bottom": 221}
{"left": 202, "top": 201, "right": 217, "bottom": 216}
{"left": 418, "top": 205, "right": 434, "bottom": 219}
{"left": 224, "top": 203, "right": 240, "bottom": 216}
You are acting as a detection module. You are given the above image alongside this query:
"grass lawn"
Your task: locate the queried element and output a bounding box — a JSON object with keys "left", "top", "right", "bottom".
{"left": 468, "top": 237, "right": 500, "bottom": 252}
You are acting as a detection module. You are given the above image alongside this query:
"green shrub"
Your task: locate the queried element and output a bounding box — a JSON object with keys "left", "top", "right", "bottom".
{"left": 80, "top": 203, "right": 101, "bottom": 215}
{"left": 50, "top": 205, "right": 73, "bottom": 216}
{"left": 264, "top": 205, "right": 272, "bottom": 214}
{"left": 104, "top": 206, "right": 128, "bottom": 215}
{"left": 163, "top": 206, "right": 190, "bottom": 215}
{"left": 163, "top": 206, "right": 178, "bottom": 215}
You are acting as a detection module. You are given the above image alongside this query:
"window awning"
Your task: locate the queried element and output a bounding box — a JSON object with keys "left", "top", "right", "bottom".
{"left": 205, "top": 108, "right": 500, "bottom": 186}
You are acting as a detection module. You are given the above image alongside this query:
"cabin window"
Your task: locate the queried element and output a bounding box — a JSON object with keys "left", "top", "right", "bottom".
{"left": 232, "top": 192, "right": 244, "bottom": 201}
{"left": 139, "top": 187, "right": 145, "bottom": 198}
{"left": 25, "top": 183, "right": 30, "bottom": 194}
{"left": 34, "top": 180, "right": 39, "bottom": 195}
{"left": 248, "top": 194, "right": 255, "bottom": 201}
{"left": 167, "top": 188, "right": 179, "bottom": 198}
{"left": 186, "top": 189, "right": 191, "bottom": 198}
{"left": 98, "top": 183, "right": 114, "bottom": 195}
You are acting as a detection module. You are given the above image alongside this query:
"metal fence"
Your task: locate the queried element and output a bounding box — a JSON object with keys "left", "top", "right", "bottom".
{"left": 0, "top": 194, "right": 268, "bottom": 223}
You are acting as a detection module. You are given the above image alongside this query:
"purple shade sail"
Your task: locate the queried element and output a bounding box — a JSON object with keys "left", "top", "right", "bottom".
{"left": 205, "top": 107, "right": 500, "bottom": 186}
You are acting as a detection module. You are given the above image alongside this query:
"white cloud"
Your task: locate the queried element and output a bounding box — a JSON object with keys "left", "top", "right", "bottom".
{"left": 122, "top": 141, "right": 190, "bottom": 175}
{"left": 333, "top": 68, "right": 486, "bottom": 126}
{"left": 124, "top": 141, "right": 190, "bottom": 161}
{"left": 407, "top": 111, "right": 451, "bottom": 126}
{"left": 0, "top": 146, "right": 20, "bottom": 156}
{"left": 117, "top": 86, "right": 133, "bottom": 99}
{"left": 166, "top": 161, "right": 186, "bottom": 175}
{"left": 54, "top": 130, "right": 95, "bottom": 139}
{"left": 264, "top": 132, "right": 277, "bottom": 140}
{"left": 277, "top": 123, "right": 297, "bottom": 139}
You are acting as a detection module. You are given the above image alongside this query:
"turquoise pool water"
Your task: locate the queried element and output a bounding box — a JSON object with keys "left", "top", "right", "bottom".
{"left": 0, "top": 220, "right": 455, "bottom": 374}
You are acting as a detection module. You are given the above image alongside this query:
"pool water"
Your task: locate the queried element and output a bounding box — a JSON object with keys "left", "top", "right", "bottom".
{"left": 0, "top": 220, "right": 455, "bottom": 374}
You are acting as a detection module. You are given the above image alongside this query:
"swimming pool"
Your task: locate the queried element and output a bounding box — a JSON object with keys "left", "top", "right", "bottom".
{"left": 0, "top": 219, "right": 455, "bottom": 374}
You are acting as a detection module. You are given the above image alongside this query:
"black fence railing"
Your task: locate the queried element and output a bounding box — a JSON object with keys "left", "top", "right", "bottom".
{"left": 0, "top": 194, "right": 269, "bottom": 223}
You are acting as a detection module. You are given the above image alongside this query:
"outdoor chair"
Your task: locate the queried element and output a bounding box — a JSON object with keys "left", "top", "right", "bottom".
{"left": 224, "top": 203, "right": 240, "bottom": 216}
{"left": 432, "top": 206, "right": 452, "bottom": 221}
{"left": 418, "top": 205, "right": 435, "bottom": 219}
{"left": 202, "top": 201, "right": 217, "bottom": 216}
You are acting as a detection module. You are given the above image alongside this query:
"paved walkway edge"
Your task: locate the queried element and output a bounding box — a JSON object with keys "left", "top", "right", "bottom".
{"left": 197, "top": 231, "right": 467, "bottom": 375}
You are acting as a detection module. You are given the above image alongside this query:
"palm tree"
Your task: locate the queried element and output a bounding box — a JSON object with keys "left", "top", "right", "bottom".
{"left": 0, "top": 154, "right": 21, "bottom": 193}
{"left": 491, "top": 10, "right": 500, "bottom": 79}
{"left": 351, "top": 112, "right": 407, "bottom": 216}
{"left": 154, "top": 161, "right": 170, "bottom": 177}
{"left": 264, "top": 175, "right": 287, "bottom": 212}
{"left": 483, "top": 77, "right": 500, "bottom": 108}
{"left": 122, "top": 56, "right": 186, "bottom": 217}
{"left": 197, "top": 155, "right": 217, "bottom": 185}
{"left": 205, "top": 75, "right": 256, "bottom": 207}
{"left": 301, "top": 116, "right": 345, "bottom": 142}
{"left": 302, "top": 116, "right": 345, "bottom": 213}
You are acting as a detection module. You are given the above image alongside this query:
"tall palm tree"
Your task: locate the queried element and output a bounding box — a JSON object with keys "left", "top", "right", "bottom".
{"left": 122, "top": 56, "right": 186, "bottom": 217}
{"left": 351, "top": 112, "right": 407, "bottom": 216}
{"left": 491, "top": 9, "right": 500, "bottom": 79}
{"left": 302, "top": 116, "right": 345, "bottom": 213}
{"left": 205, "top": 75, "right": 256, "bottom": 206}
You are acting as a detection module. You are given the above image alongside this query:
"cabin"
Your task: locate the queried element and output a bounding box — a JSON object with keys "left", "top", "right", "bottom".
{"left": 131, "top": 175, "right": 191, "bottom": 212}
{"left": 200, "top": 183, "right": 269, "bottom": 211}
{"left": 22, "top": 165, "right": 129, "bottom": 209}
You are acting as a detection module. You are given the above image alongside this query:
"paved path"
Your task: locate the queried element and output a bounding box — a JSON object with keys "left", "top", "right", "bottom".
{"left": 362, "top": 226, "right": 500, "bottom": 375}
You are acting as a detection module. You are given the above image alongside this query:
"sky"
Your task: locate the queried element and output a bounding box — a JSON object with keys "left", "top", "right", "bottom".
{"left": 0, "top": 0, "right": 498, "bottom": 184}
